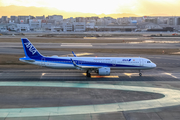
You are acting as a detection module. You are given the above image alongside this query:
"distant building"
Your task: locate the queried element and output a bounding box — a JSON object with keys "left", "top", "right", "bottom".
{"left": 86, "top": 17, "right": 99, "bottom": 22}
{"left": 7, "top": 23, "right": 18, "bottom": 31}
{"left": 96, "top": 19, "right": 104, "bottom": 26}
{"left": 17, "top": 24, "right": 30, "bottom": 32}
{"left": 145, "top": 18, "right": 158, "bottom": 24}
{"left": 18, "top": 16, "right": 32, "bottom": 24}
{"left": 1, "top": 16, "right": 8, "bottom": 23}
{"left": 29, "top": 19, "right": 42, "bottom": 30}
{"left": 63, "top": 22, "right": 73, "bottom": 32}
{"left": 129, "top": 17, "right": 138, "bottom": 25}
{"left": 36, "top": 15, "right": 45, "bottom": 19}
{"left": 48, "top": 15, "right": 63, "bottom": 25}
{"left": 117, "top": 17, "right": 130, "bottom": 25}
{"left": 96, "top": 18, "right": 113, "bottom": 26}
{"left": 104, "top": 17, "right": 113, "bottom": 20}
{"left": 86, "top": 22, "right": 96, "bottom": 31}
{"left": 90, "top": 17, "right": 99, "bottom": 21}
{"left": 46, "top": 19, "right": 55, "bottom": 24}
{"left": 167, "top": 17, "right": 180, "bottom": 26}
{"left": 130, "top": 20, "right": 137, "bottom": 25}
{"left": 42, "top": 23, "right": 52, "bottom": 30}
{"left": 174, "top": 17, "right": 180, "bottom": 26}
{"left": 51, "top": 25, "right": 63, "bottom": 32}
{"left": 10, "top": 16, "right": 18, "bottom": 23}
{"left": 73, "top": 22, "right": 86, "bottom": 32}
{"left": 34, "top": 28, "right": 46, "bottom": 32}
{"left": 64, "top": 17, "right": 76, "bottom": 23}
{"left": 75, "top": 17, "right": 86, "bottom": 22}
{"left": 48, "top": 15, "right": 63, "bottom": 20}
{"left": 136, "top": 17, "right": 143, "bottom": 23}
{"left": 96, "top": 24, "right": 137, "bottom": 32}
{"left": 30, "top": 16, "right": 35, "bottom": 19}
{"left": 177, "top": 17, "right": 180, "bottom": 25}
{"left": 0, "top": 24, "right": 8, "bottom": 32}
{"left": 137, "top": 22, "right": 163, "bottom": 29}
{"left": 168, "top": 17, "right": 175, "bottom": 25}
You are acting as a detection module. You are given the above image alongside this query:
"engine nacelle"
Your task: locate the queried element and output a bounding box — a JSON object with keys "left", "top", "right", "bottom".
{"left": 98, "top": 67, "right": 110, "bottom": 76}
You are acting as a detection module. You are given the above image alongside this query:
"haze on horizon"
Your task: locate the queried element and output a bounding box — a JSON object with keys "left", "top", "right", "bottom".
{"left": 0, "top": 0, "right": 180, "bottom": 16}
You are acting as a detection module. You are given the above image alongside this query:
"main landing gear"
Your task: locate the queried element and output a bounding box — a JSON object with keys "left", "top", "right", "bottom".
{"left": 139, "top": 70, "right": 142, "bottom": 76}
{"left": 86, "top": 70, "right": 91, "bottom": 78}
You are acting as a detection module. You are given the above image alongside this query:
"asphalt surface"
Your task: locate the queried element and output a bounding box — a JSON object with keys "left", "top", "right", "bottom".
{"left": 1, "top": 42, "right": 180, "bottom": 49}
{"left": 1, "top": 37, "right": 180, "bottom": 120}
{"left": 0, "top": 86, "right": 163, "bottom": 108}
{"left": 0, "top": 78, "right": 180, "bottom": 120}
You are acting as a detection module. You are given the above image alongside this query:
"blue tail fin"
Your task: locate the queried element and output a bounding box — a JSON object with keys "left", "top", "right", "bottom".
{"left": 21, "top": 38, "right": 43, "bottom": 58}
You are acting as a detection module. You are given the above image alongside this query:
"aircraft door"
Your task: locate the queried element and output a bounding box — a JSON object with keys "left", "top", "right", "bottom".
{"left": 112, "top": 60, "right": 116, "bottom": 66}
{"left": 140, "top": 59, "right": 144, "bottom": 66}
{"left": 41, "top": 58, "right": 46, "bottom": 66}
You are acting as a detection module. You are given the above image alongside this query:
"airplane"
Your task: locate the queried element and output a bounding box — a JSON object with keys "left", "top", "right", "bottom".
{"left": 19, "top": 38, "right": 156, "bottom": 77}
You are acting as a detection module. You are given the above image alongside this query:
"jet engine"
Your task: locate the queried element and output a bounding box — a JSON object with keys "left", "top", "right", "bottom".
{"left": 98, "top": 67, "right": 110, "bottom": 76}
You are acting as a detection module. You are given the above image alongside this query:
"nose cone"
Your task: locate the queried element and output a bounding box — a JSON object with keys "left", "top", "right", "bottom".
{"left": 152, "top": 63, "right": 156, "bottom": 68}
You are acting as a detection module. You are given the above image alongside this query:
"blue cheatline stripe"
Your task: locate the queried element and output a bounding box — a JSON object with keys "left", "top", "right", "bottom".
{"left": 35, "top": 57, "right": 143, "bottom": 68}
{"left": 0, "top": 82, "right": 180, "bottom": 118}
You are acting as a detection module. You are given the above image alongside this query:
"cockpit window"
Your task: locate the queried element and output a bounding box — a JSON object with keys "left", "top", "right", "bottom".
{"left": 147, "top": 61, "right": 151, "bottom": 63}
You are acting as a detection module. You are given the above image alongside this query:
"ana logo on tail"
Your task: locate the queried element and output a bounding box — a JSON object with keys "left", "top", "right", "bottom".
{"left": 24, "top": 42, "right": 37, "bottom": 55}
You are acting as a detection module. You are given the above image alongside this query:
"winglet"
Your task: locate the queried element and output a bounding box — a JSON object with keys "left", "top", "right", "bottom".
{"left": 72, "top": 51, "right": 77, "bottom": 57}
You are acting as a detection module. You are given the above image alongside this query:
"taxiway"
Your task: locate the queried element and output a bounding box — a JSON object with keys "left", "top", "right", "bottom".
{"left": 1, "top": 36, "right": 180, "bottom": 120}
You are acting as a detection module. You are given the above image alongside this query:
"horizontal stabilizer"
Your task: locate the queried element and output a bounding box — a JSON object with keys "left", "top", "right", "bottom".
{"left": 19, "top": 58, "right": 35, "bottom": 62}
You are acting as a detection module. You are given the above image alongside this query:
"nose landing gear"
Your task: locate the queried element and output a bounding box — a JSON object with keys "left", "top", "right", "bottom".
{"left": 86, "top": 70, "right": 91, "bottom": 78}
{"left": 139, "top": 70, "right": 142, "bottom": 76}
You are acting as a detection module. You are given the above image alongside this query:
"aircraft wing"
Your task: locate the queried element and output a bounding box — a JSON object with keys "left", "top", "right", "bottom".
{"left": 70, "top": 59, "right": 101, "bottom": 70}
{"left": 78, "top": 66, "right": 101, "bottom": 69}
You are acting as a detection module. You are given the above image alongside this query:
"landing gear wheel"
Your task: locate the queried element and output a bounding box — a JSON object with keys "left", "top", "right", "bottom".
{"left": 86, "top": 71, "right": 91, "bottom": 78}
{"left": 138, "top": 70, "right": 142, "bottom": 77}
{"left": 88, "top": 73, "right": 91, "bottom": 78}
{"left": 86, "top": 71, "right": 88, "bottom": 76}
{"left": 87, "top": 73, "right": 91, "bottom": 77}
{"left": 139, "top": 73, "right": 142, "bottom": 76}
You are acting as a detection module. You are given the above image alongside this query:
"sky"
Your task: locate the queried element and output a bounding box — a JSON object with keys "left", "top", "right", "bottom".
{"left": 0, "top": 0, "right": 180, "bottom": 15}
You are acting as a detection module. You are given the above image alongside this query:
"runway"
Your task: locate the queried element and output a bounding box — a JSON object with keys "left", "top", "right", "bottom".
{"left": 1, "top": 64, "right": 180, "bottom": 119}
{"left": 1, "top": 73, "right": 180, "bottom": 119}
{"left": 0, "top": 70, "right": 180, "bottom": 80}
{"left": 1, "top": 36, "right": 180, "bottom": 120}
{"left": 1, "top": 42, "right": 180, "bottom": 49}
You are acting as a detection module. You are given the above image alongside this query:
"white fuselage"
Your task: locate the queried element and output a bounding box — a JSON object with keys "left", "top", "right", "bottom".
{"left": 20, "top": 38, "right": 157, "bottom": 76}
{"left": 20, "top": 56, "right": 156, "bottom": 70}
